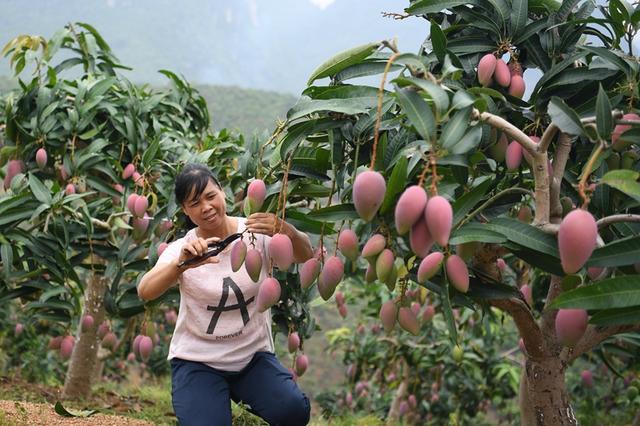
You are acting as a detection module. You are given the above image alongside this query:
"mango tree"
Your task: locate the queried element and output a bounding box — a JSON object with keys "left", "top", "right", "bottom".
{"left": 247, "top": 0, "right": 640, "bottom": 424}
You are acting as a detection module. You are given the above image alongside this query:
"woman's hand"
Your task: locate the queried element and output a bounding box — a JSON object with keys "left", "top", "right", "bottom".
{"left": 245, "top": 213, "right": 282, "bottom": 237}
{"left": 178, "top": 237, "right": 221, "bottom": 270}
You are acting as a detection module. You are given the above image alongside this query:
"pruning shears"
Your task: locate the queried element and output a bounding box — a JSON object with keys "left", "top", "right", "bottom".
{"left": 177, "top": 232, "right": 245, "bottom": 268}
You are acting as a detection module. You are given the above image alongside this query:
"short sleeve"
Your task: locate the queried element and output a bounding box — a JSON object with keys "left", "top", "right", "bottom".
{"left": 157, "top": 239, "right": 184, "bottom": 265}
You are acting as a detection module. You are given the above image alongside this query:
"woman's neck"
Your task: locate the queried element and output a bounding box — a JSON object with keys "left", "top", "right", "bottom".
{"left": 196, "top": 215, "right": 236, "bottom": 240}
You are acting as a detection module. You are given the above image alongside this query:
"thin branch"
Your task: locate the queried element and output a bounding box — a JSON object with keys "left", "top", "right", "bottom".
{"left": 538, "top": 124, "right": 558, "bottom": 154}
{"left": 490, "top": 298, "right": 546, "bottom": 359}
{"left": 457, "top": 187, "right": 533, "bottom": 228}
{"left": 472, "top": 109, "right": 539, "bottom": 154}
{"left": 566, "top": 323, "right": 640, "bottom": 362}
{"left": 597, "top": 214, "right": 640, "bottom": 229}
{"left": 549, "top": 133, "right": 573, "bottom": 221}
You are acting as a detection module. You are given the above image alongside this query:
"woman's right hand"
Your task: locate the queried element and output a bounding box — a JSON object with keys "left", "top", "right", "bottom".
{"left": 178, "top": 237, "right": 221, "bottom": 270}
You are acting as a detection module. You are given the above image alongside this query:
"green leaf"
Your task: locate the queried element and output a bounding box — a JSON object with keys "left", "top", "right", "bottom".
{"left": 441, "top": 108, "right": 470, "bottom": 150}
{"left": 335, "top": 62, "right": 402, "bottom": 82}
{"left": 549, "top": 276, "right": 640, "bottom": 310}
{"left": 449, "top": 223, "right": 507, "bottom": 245}
{"left": 380, "top": 156, "right": 408, "bottom": 215}
{"left": 286, "top": 98, "right": 375, "bottom": 122}
{"left": 511, "top": 0, "right": 528, "bottom": 37}
{"left": 28, "top": 173, "right": 52, "bottom": 206}
{"left": 449, "top": 125, "right": 483, "bottom": 155}
{"left": 485, "top": 217, "right": 560, "bottom": 257}
{"left": 307, "top": 42, "right": 381, "bottom": 85}
{"left": 406, "top": 0, "right": 471, "bottom": 15}
{"left": 54, "top": 401, "right": 98, "bottom": 418}
{"left": 439, "top": 279, "right": 458, "bottom": 344}
{"left": 396, "top": 88, "right": 436, "bottom": 141}
{"left": 466, "top": 279, "right": 521, "bottom": 299}
{"left": 513, "top": 19, "right": 548, "bottom": 44}
{"left": 452, "top": 178, "right": 493, "bottom": 226}
{"left": 580, "top": 46, "right": 632, "bottom": 78}
{"left": 595, "top": 84, "right": 613, "bottom": 139}
{"left": 601, "top": 169, "right": 640, "bottom": 202}
{"left": 548, "top": 96, "right": 585, "bottom": 136}
{"left": 451, "top": 90, "right": 475, "bottom": 110}
{"left": 430, "top": 20, "right": 447, "bottom": 62}
{"left": 307, "top": 204, "right": 360, "bottom": 222}
{"left": 590, "top": 307, "right": 640, "bottom": 326}
{"left": 392, "top": 77, "right": 449, "bottom": 119}
{"left": 587, "top": 235, "right": 640, "bottom": 268}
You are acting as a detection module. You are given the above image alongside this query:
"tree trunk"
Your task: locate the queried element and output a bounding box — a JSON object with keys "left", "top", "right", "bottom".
{"left": 386, "top": 359, "right": 408, "bottom": 425}
{"left": 62, "top": 272, "right": 108, "bottom": 399}
{"left": 520, "top": 357, "right": 578, "bottom": 426}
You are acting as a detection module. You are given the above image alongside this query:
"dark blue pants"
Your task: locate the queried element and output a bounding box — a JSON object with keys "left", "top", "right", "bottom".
{"left": 171, "top": 352, "right": 311, "bottom": 426}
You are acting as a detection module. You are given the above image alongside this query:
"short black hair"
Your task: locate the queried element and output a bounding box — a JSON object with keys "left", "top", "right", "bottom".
{"left": 175, "top": 163, "right": 221, "bottom": 206}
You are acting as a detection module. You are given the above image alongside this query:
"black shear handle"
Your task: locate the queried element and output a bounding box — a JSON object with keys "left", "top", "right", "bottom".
{"left": 176, "top": 232, "right": 244, "bottom": 268}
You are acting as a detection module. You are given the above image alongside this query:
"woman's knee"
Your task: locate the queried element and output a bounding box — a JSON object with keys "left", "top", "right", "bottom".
{"left": 269, "top": 392, "right": 310, "bottom": 426}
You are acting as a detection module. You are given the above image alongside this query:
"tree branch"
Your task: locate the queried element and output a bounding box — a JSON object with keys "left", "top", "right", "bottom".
{"left": 549, "top": 133, "right": 573, "bottom": 222}
{"left": 597, "top": 214, "right": 640, "bottom": 229}
{"left": 538, "top": 124, "right": 558, "bottom": 154}
{"left": 566, "top": 323, "right": 640, "bottom": 362}
{"left": 541, "top": 276, "right": 563, "bottom": 351}
{"left": 473, "top": 109, "right": 538, "bottom": 154}
{"left": 490, "top": 298, "right": 546, "bottom": 359}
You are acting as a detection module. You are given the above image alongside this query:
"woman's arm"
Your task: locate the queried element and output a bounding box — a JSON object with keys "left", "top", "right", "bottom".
{"left": 246, "top": 213, "right": 314, "bottom": 263}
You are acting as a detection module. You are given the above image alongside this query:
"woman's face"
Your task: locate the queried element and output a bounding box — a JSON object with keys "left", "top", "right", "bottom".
{"left": 181, "top": 179, "right": 227, "bottom": 230}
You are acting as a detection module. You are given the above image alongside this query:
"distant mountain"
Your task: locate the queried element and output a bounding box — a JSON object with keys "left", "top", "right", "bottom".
{"left": 0, "top": 0, "right": 427, "bottom": 95}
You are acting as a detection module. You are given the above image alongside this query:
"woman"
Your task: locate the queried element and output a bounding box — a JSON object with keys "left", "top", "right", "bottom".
{"left": 138, "top": 163, "right": 313, "bottom": 426}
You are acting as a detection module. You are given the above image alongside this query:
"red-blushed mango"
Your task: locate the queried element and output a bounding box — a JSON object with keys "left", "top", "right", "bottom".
{"left": 477, "top": 53, "right": 497, "bottom": 87}
{"left": 127, "top": 193, "right": 139, "bottom": 215}
{"left": 497, "top": 258, "right": 506, "bottom": 271}
{"left": 245, "top": 249, "right": 262, "bottom": 282}
{"left": 353, "top": 170, "right": 386, "bottom": 222}
{"left": 384, "top": 263, "right": 398, "bottom": 292}
{"left": 338, "top": 304, "right": 348, "bottom": 318}
{"left": 394, "top": 185, "right": 428, "bottom": 235}
{"left": 127, "top": 353, "right": 136, "bottom": 362}
{"left": 65, "top": 183, "right": 76, "bottom": 195}
{"left": 122, "top": 163, "right": 135, "bottom": 179}
{"left": 133, "top": 214, "right": 150, "bottom": 233}
{"left": 425, "top": 196, "right": 453, "bottom": 247}
{"left": 422, "top": 305, "right": 435, "bottom": 322}
{"left": 269, "top": 233, "right": 294, "bottom": 270}
{"left": 446, "top": 255, "right": 469, "bottom": 293}
{"left": 362, "top": 234, "right": 386, "bottom": 262}
{"left": 520, "top": 284, "right": 532, "bottom": 306}
{"left": 257, "top": 277, "right": 281, "bottom": 312}
{"left": 508, "top": 75, "right": 526, "bottom": 98}
{"left": 133, "top": 195, "right": 148, "bottom": 217}
{"left": 337, "top": 229, "right": 359, "bottom": 261}
{"left": 417, "top": 252, "right": 444, "bottom": 283}
{"left": 14, "top": 323, "right": 23, "bottom": 336}
{"left": 399, "top": 401, "right": 409, "bottom": 416}
{"left": 398, "top": 307, "right": 420, "bottom": 335}
{"left": 364, "top": 263, "right": 377, "bottom": 283}
{"left": 318, "top": 256, "right": 344, "bottom": 300}
{"left": 410, "top": 302, "right": 421, "bottom": 316}
{"left": 246, "top": 179, "right": 267, "bottom": 213}
{"left": 558, "top": 209, "right": 598, "bottom": 274}
{"left": 81, "top": 315, "right": 94, "bottom": 332}
{"left": 506, "top": 141, "right": 523, "bottom": 170}
{"left": 112, "top": 183, "right": 124, "bottom": 204}
{"left": 60, "top": 336, "right": 75, "bottom": 360}
{"left": 295, "top": 354, "right": 309, "bottom": 376}
{"left": 299, "top": 257, "right": 321, "bottom": 289}
{"left": 139, "top": 335, "right": 154, "bottom": 362}
{"left": 133, "top": 171, "right": 145, "bottom": 187}
{"left": 335, "top": 291, "right": 345, "bottom": 306}
{"left": 98, "top": 322, "right": 110, "bottom": 339}
{"left": 612, "top": 113, "right": 640, "bottom": 151}
{"left": 379, "top": 300, "right": 398, "bottom": 333}
{"left": 587, "top": 266, "right": 606, "bottom": 281}
{"left": 288, "top": 332, "right": 300, "bottom": 353}
{"left": 164, "top": 309, "right": 177, "bottom": 325}
{"left": 555, "top": 308, "right": 588, "bottom": 346}
{"left": 133, "top": 334, "right": 144, "bottom": 357}
{"left": 410, "top": 217, "right": 433, "bottom": 257}
{"left": 489, "top": 134, "right": 508, "bottom": 163}
{"left": 49, "top": 336, "right": 63, "bottom": 350}
{"left": 375, "top": 249, "right": 395, "bottom": 282}
{"left": 522, "top": 135, "right": 540, "bottom": 165}
{"left": 102, "top": 332, "right": 117, "bottom": 350}
{"left": 230, "top": 240, "right": 247, "bottom": 272}
{"left": 157, "top": 242, "right": 168, "bottom": 257}
{"left": 408, "top": 394, "right": 417, "bottom": 409}
{"left": 517, "top": 205, "right": 533, "bottom": 223}
{"left": 494, "top": 59, "right": 511, "bottom": 87}
{"left": 4, "top": 159, "right": 25, "bottom": 188}
{"left": 35, "top": 148, "right": 47, "bottom": 169}
{"left": 581, "top": 370, "right": 594, "bottom": 388}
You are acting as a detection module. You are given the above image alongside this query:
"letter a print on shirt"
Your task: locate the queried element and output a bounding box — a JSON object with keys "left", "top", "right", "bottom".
{"left": 206, "top": 277, "right": 255, "bottom": 334}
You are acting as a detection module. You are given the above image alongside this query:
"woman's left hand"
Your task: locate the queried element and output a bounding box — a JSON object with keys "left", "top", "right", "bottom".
{"left": 245, "top": 213, "right": 286, "bottom": 237}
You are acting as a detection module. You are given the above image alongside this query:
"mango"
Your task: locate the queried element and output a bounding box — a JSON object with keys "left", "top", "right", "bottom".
{"left": 555, "top": 308, "right": 588, "bottom": 346}
{"left": 384, "top": 263, "right": 398, "bottom": 292}
{"left": 81, "top": 315, "right": 94, "bottom": 332}
{"left": 517, "top": 205, "right": 533, "bottom": 223}
{"left": 353, "top": 170, "right": 386, "bottom": 222}
{"left": 139, "top": 335, "right": 154, "bottom": 362}
{"left": 122, "top": 163, "right": 136, "bottom": 179}
{"left": 338, "top": 229, "right": 359, "bottom": 261}
{"left": 446, "top": 255, "right": 469, "bottom": 293}
{"left": 364, "top": 263, "right": 377, "bottom": 282}
{"left": 127, "top": 193, "right": 139, "bottom": 214}
{"left": 581, "top": 370, "right": 593, "bottom": 388}
{"left": 60, "top": 336, "right": 75, "bottom": 360}
{"left": 133, "top": 195, "right": 148, "bottom": 217}
{"left": 133, "top": 334, "right": 143, "bottom": 356}
{"left": 257, "top": 277, "right": 281, "bottom": 312}
{"left": 299, "top": 257, "right": 321, "bottom": 289}
{"left": 295, "top": 354, "right": 309, "bottom": 376}
{"left": 494, "top": 59, "right": 511, "bottom": 87}
{"left": 417, "top": 252, "right": 444, "bottom": 283}
{"left": 102, "top": 332, "right": 117, "bottom": 350}
{"left": 379, "top": 300, "right": 398, "bottom": 333}
{"left": 520, "top": 284, "right": 532, "bottom": 306}
{"left": 506, "top": 141, "right": 523, "bottom": 170}
{"left": 612, "top": 113, "right": 640, "bottom": 151}
{"left": 496, "top": 258, "right": 506, "bottom": 271}
{"left": 318, "top": 256, "right": 344, "bottom": 300}
{"left": 425, "top": 196, "right": 453, "bottom": 247}
{"left": 35, "top": 148, "right": 47, "bottom": 169}
{"left": 394, "top": 185, "right": 428, "bottom": 235}
{"left": 422, "top": 305, "right": 435, "bottom": 322}
{"left": 410, "top": 216, "right": 433, "bottom": 257}
{"left": 375, "top": 249, "right": 395, "bottom": 282}
{"left": 288, "top": 332, "right": 300, "bottom": 353}
{"left": 338, "top": 304, "right": 348, "bottom": 318}
{"left": 4, "top": 159, "right": 24, "bottom": 188}
{"left": 558, "top": 209, "right": 597, "bottom": 274}
{"left": 14, "top": 323, "right": 23, "bottom": 336}
{"left": 362, "top": 234, "right": 386, "bottom": 262}
{"left": 49, "top": 336, "right": 63, "bottom": 350}
{"left": 230, "top": 240, "right": 247, "bottom": 272}
{"left": 132, "top": 214, "right": 150, "bottom": 233}
{"left": 65, "top": 183, "right": 76, "bottom": 195}
{"left": 245, "top": 249, "right": 263, "bottom": 282}
{"left": 246, "top": 179, "right": 266, "bottom": 213}
{"left": 477, "top": 54, "right": 497, "bottom": 87}
{"left": 98, "top": 322, "right": 110, "bottom": 339}
{"left": 508, "top": 75, "right": 526, "bottom": 98}
{"left": 489, "top": 134, "right": 508, "bottom": 163}
{"left": 453, "top": 345, "right": 464, "bottom": 363}
{"left": 269, "top": 233, "right": 294, "bottom": 270}
{"left": 335, "top": 291, "right": 345, "bottom": 306}
{"left": 398, "top": 307, "right": 420, "bottom": 335}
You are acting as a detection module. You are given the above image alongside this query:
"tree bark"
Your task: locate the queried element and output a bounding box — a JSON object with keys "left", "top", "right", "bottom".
{"left": 386, "top": 359, "right": 408, "bottom": 425}
{"left": 520, "top": 357, "right": 578, "bottom": 426}
{"left": 62, "top": 272, "right": 108, "bottom": 399}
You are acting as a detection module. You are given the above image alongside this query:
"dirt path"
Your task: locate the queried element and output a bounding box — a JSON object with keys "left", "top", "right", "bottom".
{"left": 0, "top": 400, "right": 154, "bottom": 426}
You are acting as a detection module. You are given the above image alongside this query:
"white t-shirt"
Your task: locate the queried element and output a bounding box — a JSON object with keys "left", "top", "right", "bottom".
{"left": 157, "top": 217, "right": 275, "bottom": 371}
